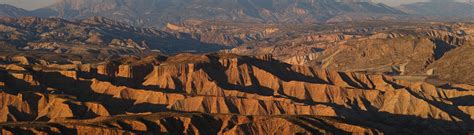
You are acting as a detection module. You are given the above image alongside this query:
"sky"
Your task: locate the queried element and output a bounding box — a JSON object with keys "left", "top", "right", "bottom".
{"left": 0, "top": 0, "right": 464, "bottom": 10}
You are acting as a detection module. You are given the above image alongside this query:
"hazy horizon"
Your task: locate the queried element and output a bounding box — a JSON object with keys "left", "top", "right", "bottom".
{"left": 0, "top": 0, "right": 465, "bottom": 10}
{"left": 0, "top": 0, "right": 55, "bottom": 10}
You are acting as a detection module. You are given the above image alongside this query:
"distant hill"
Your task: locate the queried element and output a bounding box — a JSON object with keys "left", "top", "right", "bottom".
{"left": 399, "top": 1, "right": 474, "bottom": 20}
{"left": 29, "top": 0, "right": 406, "bottom": 27}
{"left": 2, "top": 0, "right": 473, "bottom": 27}
{"left": 0, "top": 4, "right": 29, "bottom": 17}
{"left": 0, "top": 16, "right": 234, "bottom": 54}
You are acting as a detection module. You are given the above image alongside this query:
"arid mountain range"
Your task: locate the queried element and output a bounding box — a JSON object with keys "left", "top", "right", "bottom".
{"left": 1, "top": 0, "right": 407, "bottom": 27}
{"left": 0, "top": 0, "right": 473, "bottom": 134}
{"left": 0, "top": 0, "right": 472, "bottom": 27}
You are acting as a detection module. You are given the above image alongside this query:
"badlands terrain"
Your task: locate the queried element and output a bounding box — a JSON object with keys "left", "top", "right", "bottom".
{"left": 0, "top": 0, "right": 473, "bottom": 134}
{"left": 0, "top": 16, "right": 473, "bottom": 134}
